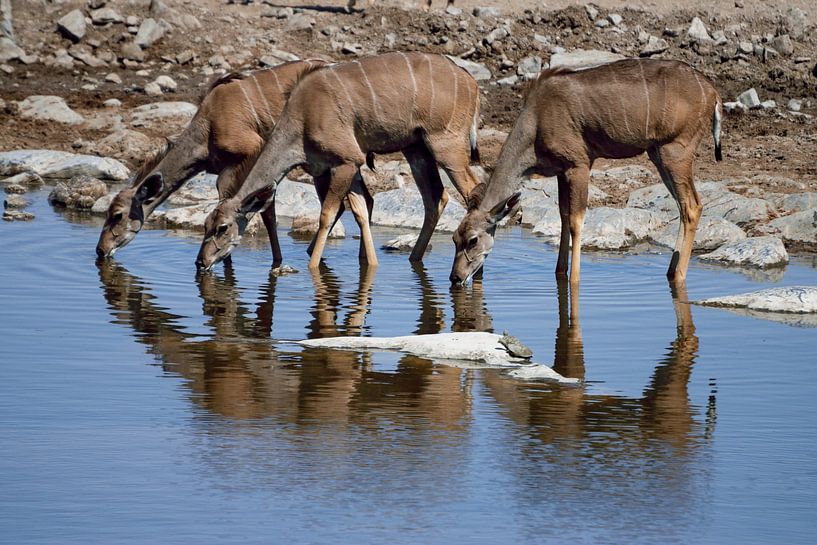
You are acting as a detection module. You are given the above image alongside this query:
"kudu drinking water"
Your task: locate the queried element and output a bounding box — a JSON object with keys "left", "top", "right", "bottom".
{"left": 196, "top": 51, "right": 481, "bottom": 271}
{"left": 450, "top": 59, "right": 723, "bottom": 285}
{"left": 95, "top": 59, "right": 326, "bottom": 262}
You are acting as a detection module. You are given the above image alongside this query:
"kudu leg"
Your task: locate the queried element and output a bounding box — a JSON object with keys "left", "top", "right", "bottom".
{"left": 650, "top": 144, "right": 701, "bottom": 282}
{"left": 259, "top": 202, "right": 282, "bottom": 268}
{"left": 426, "top": 136, "right": 481, "bottom": 199}
{"left": 309, "top": 164, "right": 356, "bottom": 270}
{"left": 404, "top": 143, "right": 447, "bottom": 262}
{"left": 556, "top": 167, "right": 589, "bottom": 285}
{"left": 306, "top": 172, "right": 343, "bottom": 257}
{"left": 215, "top": 166, "right": 241, "bottom": 267}
{"left": 347, "top": 172, "right": 378, "bottom": 266}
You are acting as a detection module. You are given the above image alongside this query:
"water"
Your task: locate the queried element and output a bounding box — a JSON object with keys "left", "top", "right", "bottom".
{"left": 2, "top": 191, "right": 816, "bottom": 544}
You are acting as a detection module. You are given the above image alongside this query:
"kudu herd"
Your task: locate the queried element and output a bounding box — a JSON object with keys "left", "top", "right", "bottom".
{"left": 97, "top": 53, "right": 723, "bottom": 295}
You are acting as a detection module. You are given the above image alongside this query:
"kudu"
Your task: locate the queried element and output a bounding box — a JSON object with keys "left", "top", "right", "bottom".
{"left": 450, "top": 58, "right": 723, "bottom": 286}
{"left": 196, "top": 51, "right": 481, "bottom": 271}
{"left": 95, "top": 59, "right": 326, "bottom": 263}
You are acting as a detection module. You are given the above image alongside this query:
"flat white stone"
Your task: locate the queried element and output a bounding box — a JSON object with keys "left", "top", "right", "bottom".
{"left": 0, "top": 150, "right": 129, "bottom": 180}
{"left": 698, "top": 236, "right": 788, "bottom": 269}
{"left": 372, "top": 186, "right": 465, "bottom": 232}
{"left": 297, "top": 332, "right": 578, "bottom": 384}
{"left": 694, "top": 286, "right": 817, "bottom": 314}
{"left": 548, "top": 49, "right": 626, "bottom": 70}
{"left": 18, "top": 95, "right": 84, "bottom": 124}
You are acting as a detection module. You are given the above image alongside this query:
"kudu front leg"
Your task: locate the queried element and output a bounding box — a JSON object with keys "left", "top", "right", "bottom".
{"left": 309, "top": 164, "right": 356, "bottom": 270}
{"left": 556, "top": 167, "right": 590, "bottom": 285}
{"left": 404, "top": 143, "right": 447, "bottom": 263}
{"left": 346, "top": 173, "right": 378, "bottom": 267}
{"left": 259, "top": 201, "right": 282, "bottom": 268}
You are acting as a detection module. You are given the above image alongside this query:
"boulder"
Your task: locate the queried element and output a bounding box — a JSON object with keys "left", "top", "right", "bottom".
{"left": 372, "top": 186, "right": 465, "bottom": 232}
{"left": 698, "top": 236, "right": 788, "bottom": 269}
{"left": 274, "top": 179, "right": 320, "bottom": 217}
{"left": 3, "top": 183, "right": 25, "bottom": 194}
{"left": 120, "top": 41, "right": 144, "bottom": 61}
{"left": 95, "top": 129, "right": 154, "bottom": 165}
{"left": 473, "top": 7, "right": 501, "bottom": 18}
{"left": 756, "top": 208, "right": 817, "bottom": 245}
{"left": 651, "top": 216, "right": 746, "bottom": 251}
{"left": 0, "top": 36, "right": 23, "bottom": 62}
{"left": 90, "top": 7, "right": 123, "bottom": 24}
{"left": 781, "top": 7, "right": 809, "bottom": 39}
{"left": 153, "top": 75, "right": 176, "bottom": 92}
{"left": 134, "top": 18, "right": 164, "bottom": 48}
{"left": 772, "top": 192, "right": 817, "bottom": 214}
{"left": 4, "top": 194, "right": 29, "bottom": 209}
{"left": 640, "top": 36, "right": 668, "bottom": 57}
{"left": 694, "top": 286, "right": 817, "bottom": 314}
{"left": 48, "top": 175, "right": 108, "bottom": 209}
{"left": 580, "top": 207, "right": 668, "bottom": 249}
{"left": 258, "top": 49, "right": 299, "bottom": 66}
{"left": 516, "top": 55, "right": 542, "bottom": 79}
{"left": 0, "top": 150, "right": 129, "bottom": 180}
{"left": 91, "top": 192, "right": 114, "bottom": 215}
{"left": 290, "top": 213, "right": 345, "bottom": 238}
{"left": 518, "top": 177, "right": 607, "bottom": 226}
{"left": 286, "top": 13, "right": 314, "bottom": 31}
{"left": 687, "top": 16, "right": 712, "bottom": 43}
{"left": 446, "top": 55, "right": 491, "bottom": 81}
{"left": 57, "top": 9, "right": 86, "bottom": 42}
{"left": 549, "top": 49, "right": 626, "bottom": 70}
{"left": 18, "top": 95, "right": 84, "bottom": 124}
{"left": 157, "top": 201, "right": 263, "bottom": 234}
{"left": 166, "top": 173, "right": 218, "bottom": 206}
{"left": 382, "top": 233, "right": 422, "bottom": 252}
{"left": 737, "top": 88, "right": 761, "bottom": 109}
{"left": 129, "top": 101, "right": 197, "bottom": 127}
{"left": 530, "top": 207, "right": 563, "bottom": 243}
{"left": 1, "top": 171, "right": 44, "bottom": 187}
{"left": 3, "top": 210, "right": 34, "bottom": 222}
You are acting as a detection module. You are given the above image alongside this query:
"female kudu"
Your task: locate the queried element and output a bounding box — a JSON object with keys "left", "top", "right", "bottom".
{"left": 95, "top": 59, "right": 326, "bottom": 264}
{"left": 450, "top": 58, "right": 723, "bottom": 286}
{"left": 196, "top": 51, "right": 482, "bottom": 271}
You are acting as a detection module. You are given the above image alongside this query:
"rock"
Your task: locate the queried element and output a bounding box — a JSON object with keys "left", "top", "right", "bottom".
{"left": 737, "top": 41, "right": 753, "bottom": 54}
{"left": 580, "top": 207, "right": 669, "bottom": 249}
{"left": 771, "top": 34, "right": 793, "bottom": 57}
{"left": 497, "top": 75, "right": 519, "bottom": 86}
{"left": 91, "top": 192, "right": 114, "bottom": 215}
{"left": 258, "top": 48, "right": 299, "bottom": 67}
{"left": 473, "top": 7, "right": 501, "bottom": 18}
{"left": 105, "top": 72, "right": 122, "bottom": 84}
{"left": 271, "top": 264, "right": 298, "bottom": 276}
{"left": 129, "top": 101, "right": 197, "bottom": 127}
{"left": 787, "top": 99, "right": 802, "bottom": 112}
{"left": 95, "top": 129, "right": 154, "bottom": 165}
{"left": 484, "top": 27, "right": 508, "bottom": 45}
{"left": 119, "top": 41, "right": 144, "bottom": 61}
{"left": 153, "top": 75, "right": 176, "bottom": 92}
{"left": 530, "top": 207, "right": 562, "bottom": 241}
{"left": 176, "top": 49, "right": 195, "bottom": 65}
{"left": 143, "top": 82, "right": 162, "bottom": 96}
{"left": 651, "top": 216, "right": 746, "bottom": 251}
{"left": 724, "top": 101, "right": 747, "bottom": 114}
{"left": 90, "top": 7, "right": 123, "bottom": 24}
{"left": 516, "top": 55, "right": 542, "bottom": 79}
{"left": 18, "top": 95, "right": 84, "bottom": 124}
{"left": 585, "top": 5, "right": 599, "bottom": 20}
{"left": 698, "top": 236, "right": 788, "bottom": 269}
{"left": 445, "top": 6, "right": 462, "bottom": 16}
{"left": 595, "top": 19, "right": 609, "bottom": 29}
{"left": 549, "top": 49, "right": 626, "bottom": 70}
{"left": 781, "top": 7, "right": 808, "bottom": 40}
{"left": 287, "top": 12, "right": 314, "bottom": 31}
{"left": 166, "top": 173, "right": 218, "bottom": 205}
{"left": 3, "top": 183, "right": 25, "bottom": 194}
{"left": 640, "top": 35, "right": 668, "bottom": 57}
{"left": 103, "top": 98, "right": 121, "bottom": 108}
{"left": 2, "top": 172, "right": 44, "bottom": 187}
{"left": 0, "top": 36, "right": 23, "bottom": 62}
{"left": 340, "top": 43, "right": 363, "bottom": 56}
{"left": 68, "top": 44, "right": 105, "bottom": 68}
{"left": 372, "top": 186, "right": 465, "bottom": 232}
{"left": 756, "top": 208, "right": 817, "bottom": 245}
{"left": 88, "top": 0, "right": 106, "bottom": 9}
{"left": 274, "top": 179, "right": 320, "bottom": 217}
{"left": 774, "top": 192, "right": 817, "bottom": 214}
{"left": 608, "top": 13, "right": 623, "bottom": 26}
{"left": 694, "top": 286, "right": 817, "bottom": 314}
{"left": 290, "top": 213, "right": 345, "bottom": 238}
{"left": 48, "top": 175, "right": 108, "bottom": 209}
{"left": 3, "top": 210, "right": 34, "bottom": 222}
{"left": 446, "top": 55, "right": 491, "bottom": 81}
{"left": 382, "top": 233, "right": 422, "bottom": 252}
{"left": 737, "top": 88, "right": 760, "bottom": 109}
{"left": 687, "top": 16, "right": 712, "bottom": 43}
{"left": 760, "top": 100, "right": 777, "bottom": 110}
{"left": 0, "top": 150, "right": 129, "bottom": 180}
{"left": 158, "top": 201, "right": 264, "bottom": 234}
{"left": 518, "top": 177, "right": 607, "bottom": 226}
{"left": 4, "top": 194, "right": 29, "bottom": 209}
{"left": 711, "top": 30, "right": 728, "bottom": 46}
{"left": 57, "top": 9, "right": 87, "bottom": 42}
{"left": 134, "top": 18, "right": 164, "bottom": 48}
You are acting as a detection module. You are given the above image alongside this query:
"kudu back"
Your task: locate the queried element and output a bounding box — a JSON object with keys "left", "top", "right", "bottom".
{"left": 451, "top": 58, "right": 723, "bottom": 285}
{"left": 197, "top": 51, "right": 481, "bottom": 271}
{"left": 95, "top": 59, "right": 326, "bottom": 261}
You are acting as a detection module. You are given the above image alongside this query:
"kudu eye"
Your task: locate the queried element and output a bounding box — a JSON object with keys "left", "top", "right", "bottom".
{"left": 112, "top": 212, "right": 123, "bottom": 222}
{"left": 216, "top": 224, "right": 229, "bottom": 236}
{"left": 467, "top": 236, "right": 479, "bottom": 248}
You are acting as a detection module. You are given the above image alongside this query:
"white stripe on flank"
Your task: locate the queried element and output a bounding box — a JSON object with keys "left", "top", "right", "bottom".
{"left": 445, "top": 60, "right": 459, "bottom": 132}
{"left": 659, "top": 71, "right": 668, "bottom": 132}
{"left": 692, "top": 69, "right": 706, "bottom": 113}
{"left": 271, "top": 69, "right": 283, "bottom": 96}
{"left": 238, "top": 80, "right": 262, "bottom": 132}
{"left": 354, "top": 60, "right": 382, "bottom": 119}
{"left": 399, "top": 52, "right": 417, "bottom": 122}
{"left": 425, "top": 56, "right": 436, "bottom": 122}
{"left": 638, "top": 59, "right": 650, "bottom": 140}
{"left": 250, "top": 74, "right": 273, "bottom": 127}
{"left": 328, "top": 66, "right": 355, "bottom": 110}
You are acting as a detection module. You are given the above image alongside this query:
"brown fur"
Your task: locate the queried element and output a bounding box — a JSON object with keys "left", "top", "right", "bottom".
{"left": 198, "top": 52, "right": 482, "bottom": 271}
{"left": 451, "top": 58, "right": 723, "bottom": 285}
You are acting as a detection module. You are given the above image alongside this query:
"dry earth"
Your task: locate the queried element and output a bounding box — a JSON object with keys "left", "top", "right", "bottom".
{"left": 1, "top": 0, "right": 815, "bottom": 208}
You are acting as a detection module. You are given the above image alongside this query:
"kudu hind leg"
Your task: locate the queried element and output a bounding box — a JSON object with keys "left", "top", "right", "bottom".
{"left": 309, "top": 164, "right": 356, "bottom": 270}
{"left": 650, "top": 145, "right": 701, "bottom": 281}
{"left": 404, "top": 143, "right": 447, "bottom": 262}
{"left": 307, "top": 172, "right": 342, "bottom": 257}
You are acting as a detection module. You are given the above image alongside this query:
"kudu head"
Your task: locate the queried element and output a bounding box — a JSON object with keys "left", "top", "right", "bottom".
{"left": 449, "top": 183, "right": 521, "bottom": 285}
{"left": 196, "top": 187, "right": 275, "bottom": 271}
{"left": 96, "top": 172, "right": 164, "bottom": 258}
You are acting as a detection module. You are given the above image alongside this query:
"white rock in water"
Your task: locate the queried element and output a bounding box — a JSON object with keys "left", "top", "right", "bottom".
{"left": 445, "top": 55, "right": 491, "bottom": 81}
{"left": 274, "top": 179, "right": 320, "bottom": 217}
{"left": 382, "top": 233, "right": 421, "bottom": 252}
{"left": 48, "top": 175, "right": 108, "bottom": 209}
{"left": 91, "top": 192, "right": 115, "bottom": 215}
{"left": 651, "top": 216, "right": 746, "bottom": 251}
{"left": 372, "top": 186, "right": 465, "bottom": 232}
{"left": 166, "top": 173, "right": 218, "bottom": 205}
{"left": 580, "top": 207, "right": 669, "bottom": 249}
{"left": 290, "top": 213, "right": 345, "bottom": 238}
{"left": 297, "top": 332, "right": 579, "bottom": 384}
{"left": 695, "top": 286, "right": 817, "bottom": 314}
{"left": 698, "top": 236, "right": 788, "bottom": 269}
{"left": 0, "top": 150, "right": 129, "bottom": 180}
{"left": 18, "top": 95, "right": 84, "bottom": 124}
{"left": 548, "top": 49, "right": 626, "bottom": 70}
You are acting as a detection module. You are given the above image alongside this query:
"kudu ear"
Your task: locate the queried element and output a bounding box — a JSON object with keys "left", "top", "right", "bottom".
{"left": 466, "top": 182, "right": 487, "bottom": 211}
{"left": 488, "top": 191, "right": 522, "bottom": 225}
{"left": 238, "top": 186, "right": 276, "bottom": 217}
{"left": 135, "top": 173, "right": 164, "bottom": 205}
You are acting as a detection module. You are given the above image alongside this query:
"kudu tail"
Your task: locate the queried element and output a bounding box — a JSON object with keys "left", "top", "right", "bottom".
{"left": 470, "top": 102, "right": 481, "bottom": 163}
{"left": 712, "top": 98, "right": 723, "bottom": 162}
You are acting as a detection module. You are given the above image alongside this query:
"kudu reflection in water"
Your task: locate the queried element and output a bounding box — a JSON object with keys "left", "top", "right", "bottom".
{"left": 483, "top": 281, "right": 715, "bottom": 452}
